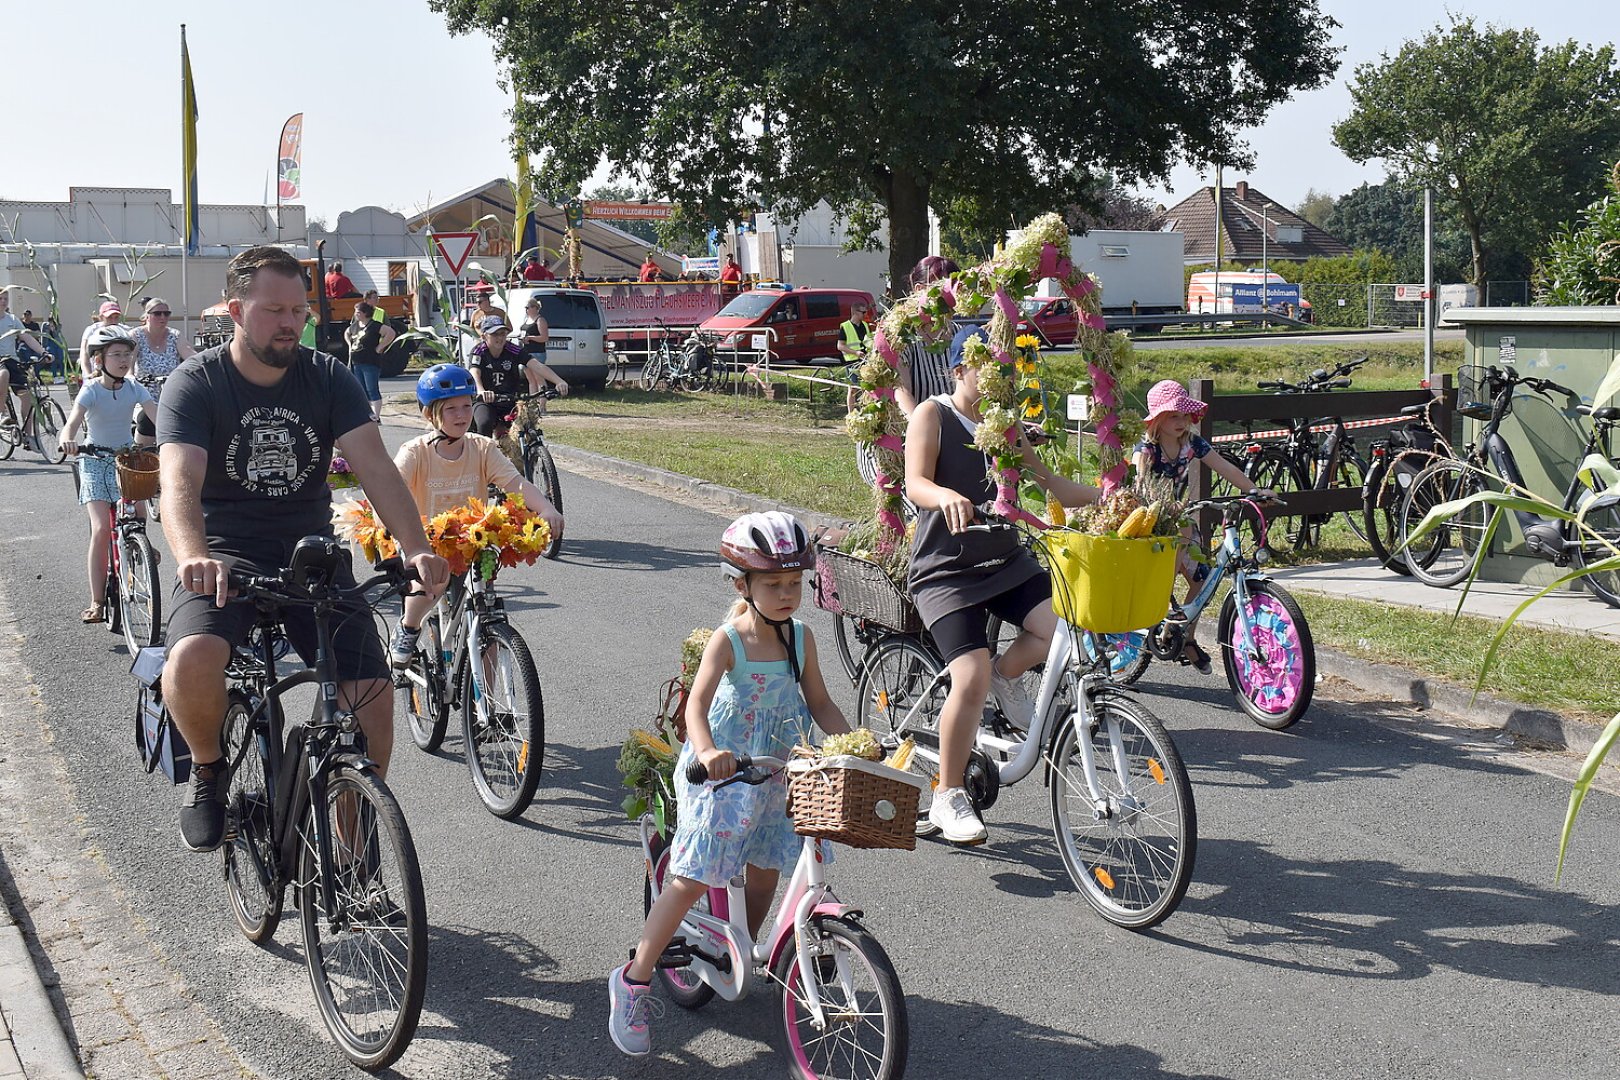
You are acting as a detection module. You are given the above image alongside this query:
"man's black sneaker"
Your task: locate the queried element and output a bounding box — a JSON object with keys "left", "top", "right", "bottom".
{"left": 180, "top": 760, "right": 230, "bottom": 852}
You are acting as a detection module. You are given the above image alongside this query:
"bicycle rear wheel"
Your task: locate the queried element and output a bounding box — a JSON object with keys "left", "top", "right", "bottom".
{"left": 36, "top": 396, "right": 67, "bottom": 463}
{"left": 1048, "top": 692, "right": 1195, "bottom": 930}
{"left": 1333, "top": 450, "right": 1369, "bottom": 542}
{"left": 0, "top": 409, "right": 16, "bottom": 461}
{"left": 299, "top": 767, "right": 427, "bottom": 1071}
{"left": 534, "top": 443, "right": 564, "bottom": 559}
{"left": 1218, "top": 580, "right": 1315, "bottom": 729}
{"left": 1400, "top": 460, "right": 1487, "bottom": 588}
{"left": 462, "top": 622, "right": 545, "bottom": 818}
{"left": 1573, "top": 500, "right": 1620, "bottom": 608}
{"left": 1079, "top": 630, "right": 1152, "bottom": 685}
{"left": 855, "top": 636, "right": 948, "bottom": 830}
{"left": 830, "top": 615, "right": 863, "bottom": 685}
{"left": 644, "top": 833, "right": 717, "bottom": 1010}
{"left": 400, "top": 614, "right": 450, "bottom": 752}
{"left": 119, "top": 530, "right": 163, "bottom": 654}
{"left": 222, "top": 693, "right": 282, "bottom": 943}
{"left": 774, "top": 915, "right": 908, "bottom": 1080}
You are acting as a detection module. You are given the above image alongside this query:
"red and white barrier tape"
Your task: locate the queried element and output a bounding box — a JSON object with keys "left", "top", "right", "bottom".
{"left": 1208, "top": 414, "right": 1406, "bottom": 444}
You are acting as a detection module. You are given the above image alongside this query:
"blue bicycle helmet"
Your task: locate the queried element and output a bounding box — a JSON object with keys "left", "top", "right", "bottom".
{"left": 416, "top": 363, "right": 475, "bottom": 407}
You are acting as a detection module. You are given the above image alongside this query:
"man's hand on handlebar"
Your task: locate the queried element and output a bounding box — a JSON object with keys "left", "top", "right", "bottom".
{"left": 179, "top": 556, "right": 234, "bottom": 608}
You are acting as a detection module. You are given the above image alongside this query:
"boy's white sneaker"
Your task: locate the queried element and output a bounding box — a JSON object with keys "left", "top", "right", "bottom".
{"left": 990, "top": 657, "right": 1036, "bottom": 731}
{"left": 927, "top": 786, "right": 987, "bottom": 845}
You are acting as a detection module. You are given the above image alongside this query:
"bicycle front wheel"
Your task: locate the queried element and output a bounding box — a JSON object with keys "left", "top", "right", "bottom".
{"left": 119, "top": 531, "right": 163, "bottom": 654}
{"left": 462, "top": 622, "right": 545, "bottom": 818}
{"left": 1079, "top": 630, "right": 1152, "bottom": 685}
{"left": 855, "top": 636, "right": 948, "bottom": 828}
{"left": 534, "top": 443, "right": 564, "bottom": 559}
{"left": 1334, "top": 450, "right": 1369, "bottom": 542}
{"left": 1400, "top": 460, "right": 1487, "bottom": 589}
{"left": 36, "top": 396, "right": 67, "bottom": 463}
{"left": 830, "top": 614, "right": 863, "bottom": 685}
{"left": 774, "top": 915, "right": 908, "bottom": 1080}
{"left": 1573, "top": 500, "right": 1620, "bottom": 608}
{"left": 1218, "top": 580, "right": 1315, "bottom": 729}
{"left": 1048, "top": 693, "right": 1195, "bottom": 930}
{"left": 222, "top": 694, "right": 281, "bottom": 944}
{"left": 299, "top": 767, "right": 427, "bottom": 1071}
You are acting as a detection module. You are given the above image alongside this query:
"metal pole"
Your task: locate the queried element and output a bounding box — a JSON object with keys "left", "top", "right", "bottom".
{"left": 1212, "top": 164, "right": 1223, "bottom": 319}
{"left": 1261, "top": 202, "right": 1269, "bottom": 314}
{"left": 1423, "top": 187, "right": 1435, "bottom": 384}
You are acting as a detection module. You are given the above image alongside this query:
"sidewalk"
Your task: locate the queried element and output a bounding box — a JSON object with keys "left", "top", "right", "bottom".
{"left": 0, "top": 903, "right": 81, "bottom": 1079}
{"left": 1267, "top": 558, "right": 1620, "bottom": 641}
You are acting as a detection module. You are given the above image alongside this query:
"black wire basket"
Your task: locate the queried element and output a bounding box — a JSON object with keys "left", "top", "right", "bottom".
{"left": 1455, "top": 365, "right": 1495, "bottom": 421}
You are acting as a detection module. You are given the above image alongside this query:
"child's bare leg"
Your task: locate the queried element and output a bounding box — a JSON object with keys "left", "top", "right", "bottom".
{"left": 627, "top": 875, "right": 708, "bottom": 982}
{"left": 86, "top": 502, "right": 111, "bottom": 606}
{"left": 743, "top": 865, "right": 780, "bottom": 939}
{"left": 402, "top": 590, "right": 433, "bottom": 632}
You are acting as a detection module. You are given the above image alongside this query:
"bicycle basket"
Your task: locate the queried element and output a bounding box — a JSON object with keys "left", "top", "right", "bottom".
{"left": 1455, "top": 366, "right": 1494, "bottom": 420}
{"left": 1041, "top": 531, "right": 1177, "bottom": 634}
{"left": 786, "top": 754, "right": 925, "bottom": 851}
{"left": 116, "top": 450, "right": 161, "bottom": 502}
{"left": 813, "top": 546, "right": 922, "bottom": 633}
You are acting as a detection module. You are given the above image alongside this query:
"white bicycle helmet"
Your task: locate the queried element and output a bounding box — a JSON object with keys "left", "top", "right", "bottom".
{"left": 85, "top": 324, "right": 137, "bottom": 357}
{"left": 720, "top": 512, "right": 811, "bottom": 578}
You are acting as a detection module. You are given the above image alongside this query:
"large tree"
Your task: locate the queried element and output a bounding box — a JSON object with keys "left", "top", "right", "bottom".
{"left": 1333, "top": 17, "right": 1620, "bottom": 291}
{"left": 1326, "top": 179, "right": 1471, "bottom": 283}
{"left": 431, "top": 1, "right": 1340, "bottom": 289}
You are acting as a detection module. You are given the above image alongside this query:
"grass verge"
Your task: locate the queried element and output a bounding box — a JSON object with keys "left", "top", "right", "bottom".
{"left": 1294, "top": 591, "right": 1618, "bottom": 723}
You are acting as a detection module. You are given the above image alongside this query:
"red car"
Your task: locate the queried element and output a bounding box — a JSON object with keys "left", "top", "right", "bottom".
{"left": 1017, "top": 296, "right": 1079, "bottom": 346}
{"left": 700, "top": 286, "right": 875, "bottom": 364}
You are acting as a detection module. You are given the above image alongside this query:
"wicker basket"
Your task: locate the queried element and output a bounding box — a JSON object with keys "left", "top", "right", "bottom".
{"left": 116, "top": 450, "right": 161, "bottom": 502}
{"left": 787, "top": 755, "right": 926, "bottom": 851}
{"left": 813, "top": 546, "right": 921, "bottom": 633}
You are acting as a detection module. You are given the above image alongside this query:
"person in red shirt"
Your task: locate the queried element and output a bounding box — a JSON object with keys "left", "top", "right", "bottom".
{"left": 718, "top": 253, "right": 743, "bottom": 302}
{"left": 325, "top": 260, "right": 359, "bottom": 298}
{"left": 639, "top": 254, "right": 662, "bottom": 282}
{"left": 521, "top": 256, "right": 553, "bottom": 282}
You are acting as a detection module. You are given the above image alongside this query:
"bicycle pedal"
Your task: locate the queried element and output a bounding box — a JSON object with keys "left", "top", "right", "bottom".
{"left": 656, "top": 942, "right": 695, "bottom": 968}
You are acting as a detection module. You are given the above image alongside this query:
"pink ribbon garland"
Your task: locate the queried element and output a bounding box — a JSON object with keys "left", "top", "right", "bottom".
{"left": 871, "top": 386, "right": 896, "bottom": 401}
{"left": 993, "top": 287, "right": 1020, "bottom": 325}
{"left": 874, "top": 329, "right": 898, "bottom": 366}
{"left": 874, "top": 434, "right": 903, "bottom": 453}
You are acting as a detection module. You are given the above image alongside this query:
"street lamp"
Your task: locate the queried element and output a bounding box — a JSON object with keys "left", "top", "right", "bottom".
{"left": 1260, "top": 202, "right": 1273, "bottom": 314}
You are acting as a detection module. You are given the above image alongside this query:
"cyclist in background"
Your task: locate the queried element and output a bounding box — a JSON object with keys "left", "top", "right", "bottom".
{"left": 131, "top": 297, "right": 195, "bottom": 445}
{"left": 0, "top": 288, "right": 51, "bottom": 450}
{"left": 388, "top": 363, "right": 563, "bottom": 668}
{"left": 60, "top": 326, "right": 158, "bottom": 623}
{"left": 466, "top": 315, "right": 568, "bottom": 439}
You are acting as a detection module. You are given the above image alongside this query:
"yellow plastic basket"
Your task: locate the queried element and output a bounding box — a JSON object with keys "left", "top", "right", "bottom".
{"left": 1042, "top": 532, "right": 1177, "bottom": 634}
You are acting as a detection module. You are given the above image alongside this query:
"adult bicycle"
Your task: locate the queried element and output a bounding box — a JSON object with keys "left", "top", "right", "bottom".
{"left": 1360, "top": 399, "right": 1453, "bottom": 576}
{"left": 833, "top": 514, "right": 1196, "bottom": 929}
{"left": 506, "top": 388, "right": 564, "bottom": 560}
{"left": 642, "top": 319, "right": 719, "bottom": 392}
{"left": 0, "top": 357, "right": 69, "bottom": 464}
{"left": 642, "top": 754, "right": 909, "bottom": 1079}
{"left": 1397, "top": 365, "right": 1620, "bottom": 604}
{"left": 395, "top": 491, "right": 546, "bottom": 818}
{"left": 215, "top": 541, "right": 428, "bottom": 1069}
{"left": 1080, "top": 494, "right": 1317, "bottom": 730}
{"left": 74, "top": 445, "right": 163, "bottom": 654}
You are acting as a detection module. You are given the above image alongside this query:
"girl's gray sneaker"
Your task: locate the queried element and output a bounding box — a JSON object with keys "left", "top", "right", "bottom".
{"left": 608, "top": 964, "right": 662, "bottom": 1057}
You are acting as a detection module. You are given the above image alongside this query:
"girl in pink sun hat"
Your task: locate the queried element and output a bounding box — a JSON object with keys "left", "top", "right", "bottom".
{"left": 1133, "top": 379, "right": 1266, "bottom": 674}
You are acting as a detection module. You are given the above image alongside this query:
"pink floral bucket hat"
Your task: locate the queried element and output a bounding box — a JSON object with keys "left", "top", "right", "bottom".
{"left": 1144, "top": 380, "right": 1208, "bottom": 424}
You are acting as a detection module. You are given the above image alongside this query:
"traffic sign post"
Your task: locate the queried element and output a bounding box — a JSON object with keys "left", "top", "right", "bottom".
{"left": 431, "top": 232, "right": 480, "bottom": 351}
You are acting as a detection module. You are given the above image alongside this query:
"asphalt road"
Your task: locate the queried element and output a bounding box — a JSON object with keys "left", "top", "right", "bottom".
{"left": 1, "top": 408, "right": 1616, "bottom": 1080}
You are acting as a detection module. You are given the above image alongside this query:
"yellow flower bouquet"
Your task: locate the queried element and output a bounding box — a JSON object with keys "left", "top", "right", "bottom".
{"left": 334, "top": 493, "right": 553, "bottom": 576}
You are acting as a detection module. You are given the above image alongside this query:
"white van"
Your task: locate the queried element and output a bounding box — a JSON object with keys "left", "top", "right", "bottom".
{"left": 461, "top": 286, "right": 611, "bottom": 389}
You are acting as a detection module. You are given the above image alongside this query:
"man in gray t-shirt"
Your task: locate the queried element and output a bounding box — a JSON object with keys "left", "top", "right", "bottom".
{"left": 156, "top": 246, "right": 449, "bottom": 853}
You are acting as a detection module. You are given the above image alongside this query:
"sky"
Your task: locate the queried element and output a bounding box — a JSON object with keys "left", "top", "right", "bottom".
{"left": 9, "top": 1, "right": 1620, "bottom": 227}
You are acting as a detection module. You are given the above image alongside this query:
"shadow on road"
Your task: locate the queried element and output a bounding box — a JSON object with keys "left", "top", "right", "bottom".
{"left": 551, "top": 538, "right": 716, "bottom": 573}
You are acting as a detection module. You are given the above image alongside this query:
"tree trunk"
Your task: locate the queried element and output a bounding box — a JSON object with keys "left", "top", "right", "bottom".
{"left": 885, "top": 170, "right": 931, "bottom": 299}
{"left": 1457, "top": 201, "right": 1488, "bottom": 294}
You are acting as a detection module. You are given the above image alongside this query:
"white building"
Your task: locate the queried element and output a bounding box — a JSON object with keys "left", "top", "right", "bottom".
{"left": 740, "top": 203, "right": 891, "bottom": 297}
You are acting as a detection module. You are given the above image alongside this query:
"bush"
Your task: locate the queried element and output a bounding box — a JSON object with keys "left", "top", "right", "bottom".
{"left": 1535, "top": 161, "right": 1620, "bottom": 306}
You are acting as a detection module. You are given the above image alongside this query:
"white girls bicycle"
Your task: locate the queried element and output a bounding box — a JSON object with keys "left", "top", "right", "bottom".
{"left": 853, "top": 517, "right": 1197, "bottom": 930}
{"left": 640, "top": 754, "right": 910, "bottom": 1080}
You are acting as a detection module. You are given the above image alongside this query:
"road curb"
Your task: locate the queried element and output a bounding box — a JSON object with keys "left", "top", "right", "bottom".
{"left": 548, "top": 439, "right": 1602, "bottom": 753}
{"left": 0, "top": 906, "right": 84, "bottom": 1079}
{"left": 1317, "top": 646, "right": 1600, "bottom": 754}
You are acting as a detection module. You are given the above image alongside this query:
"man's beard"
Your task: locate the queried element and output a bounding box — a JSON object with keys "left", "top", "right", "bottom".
{"left": 246, "top": 336, "right": 300, "bottom": 369}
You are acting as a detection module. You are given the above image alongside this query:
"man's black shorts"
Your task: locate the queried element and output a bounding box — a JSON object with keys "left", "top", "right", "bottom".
{"left": 165, "top": 538, "right": 389, "bottom": 681}
{"left": 1, "top": 356, "right": 30, "bottom": 390}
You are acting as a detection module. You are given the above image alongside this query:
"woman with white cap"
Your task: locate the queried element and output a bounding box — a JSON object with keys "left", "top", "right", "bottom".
{"left": 78, "top": 300, "right": 124, "bottom": 377}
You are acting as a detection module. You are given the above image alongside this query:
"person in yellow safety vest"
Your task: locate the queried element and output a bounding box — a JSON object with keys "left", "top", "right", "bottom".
{"left": 840, "top": 301, "right": 872, "bottom": 411}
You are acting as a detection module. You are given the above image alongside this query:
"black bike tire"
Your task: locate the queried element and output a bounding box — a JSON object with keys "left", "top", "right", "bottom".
{"left": 104, "top": 537, "right": 124, "bottom": 637}
{"left": 1047, "top": 693, "right": 1195, "bottom": 930}
{"left": 831, "top": 614, "right": 862, "bottom": 685}
{"left": 38, "top": 396, "right": 67, "bottom": 463}
{"left": 1400, "top": 460, "right": 1485, "bottom": 589}
{"left": 120, "top": 531, "right": 163, "bottom": 654}
{"left": 1217, "top": 580, "right": 1316, "bottom": 729}
{"left": 1572, "top": 500, "right": 1620, "bottom": 608}
{"left": 221, "top": 694, "right": 283, "bottom": 944}
{"left": 402, "top": 615, "right": 450, "bottom": 752}
{"left": 1335, "top": 450, "right": 1369, "bottom": 542}
{"left": 774, "top": 915, "right": 909, "bottom": 1080}
{"left": 536, "top": 444, "right": 564, "bottom": 559}
{"left": 644, "top": 834, "right": 719, "bottom": 1010}
{"left": 1361, "top": 454, "right": 1411, "bottom": 575}
{"left": 462, "top": 622, "right": 545, "bottom": 819}
{"left": 855, "top": 636, "right": 948, "bottom": 830}
{"left": 299, "top": 767, "right": 428, "bottom": 1071}
{"left": 0, "top": 407, "right": 15, "bottom": 460}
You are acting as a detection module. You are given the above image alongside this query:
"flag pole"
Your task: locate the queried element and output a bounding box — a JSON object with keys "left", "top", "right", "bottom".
{"left": 180, "top": 24, "right": 188, "bottom": 344}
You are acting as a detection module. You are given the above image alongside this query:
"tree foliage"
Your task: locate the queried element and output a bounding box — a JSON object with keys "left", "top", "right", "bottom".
{"left": 1325, "top": 179, "right": 1471, "bottom": 283}
{"left": 1294, "top": 188, "right": 1336, "bottom": 230}
{"left": 431, "top": 0, "right": 1340, "bottom": 289}
{"left": 1536, "top": 162, "right": 1620, "bottom": 305}
{"left": 1333, "top": 17, "right": 1620, "bottom": 290}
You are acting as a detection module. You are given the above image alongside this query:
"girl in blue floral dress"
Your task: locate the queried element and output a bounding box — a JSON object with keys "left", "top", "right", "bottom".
{"left": 607, "top": 511, "right": 851, "bottom": 1057}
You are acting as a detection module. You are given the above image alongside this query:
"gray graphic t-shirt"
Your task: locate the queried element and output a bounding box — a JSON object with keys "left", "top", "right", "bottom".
{"left": 157, "top": 345, "right": 372, "bottom": 545}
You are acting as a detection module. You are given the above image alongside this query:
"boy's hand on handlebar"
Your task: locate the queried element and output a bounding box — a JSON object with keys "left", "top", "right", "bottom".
{"left": 939, "top": 490, "right": 976, "bottom": 534}
{"left": 697, "top": 747, "right": 736, "bottom": 782}
{"left": 405, "top": 551, "right": 450, "bottom": 600}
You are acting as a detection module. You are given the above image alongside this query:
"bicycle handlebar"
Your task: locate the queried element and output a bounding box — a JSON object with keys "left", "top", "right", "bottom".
{"left": 229, "top": 555, "right": 420, "bottom": 608}
{"left": 685, "top": 754, "right": 789, "bottom": 784}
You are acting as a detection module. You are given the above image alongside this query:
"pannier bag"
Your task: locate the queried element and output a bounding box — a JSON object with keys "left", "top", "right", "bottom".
{"left": 131, "top": 646, "right": 192, "bottom": 784}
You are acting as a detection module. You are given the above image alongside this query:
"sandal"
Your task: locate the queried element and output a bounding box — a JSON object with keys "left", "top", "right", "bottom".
{"left": 1182, "top": 641, "right": 1212, "bottom": 676}
{"left": 80, "top": 604, "right": 105, "bottom": 624}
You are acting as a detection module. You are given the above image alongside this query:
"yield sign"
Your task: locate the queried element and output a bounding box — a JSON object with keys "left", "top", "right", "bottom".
{"left": 432, "top": 232, "right": 479, "bottom": 276}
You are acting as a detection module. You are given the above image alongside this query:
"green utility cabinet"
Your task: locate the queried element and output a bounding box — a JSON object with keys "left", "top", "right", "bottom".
{"left": 1446, "top": 307, "right": 1620, "bottom": 589}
